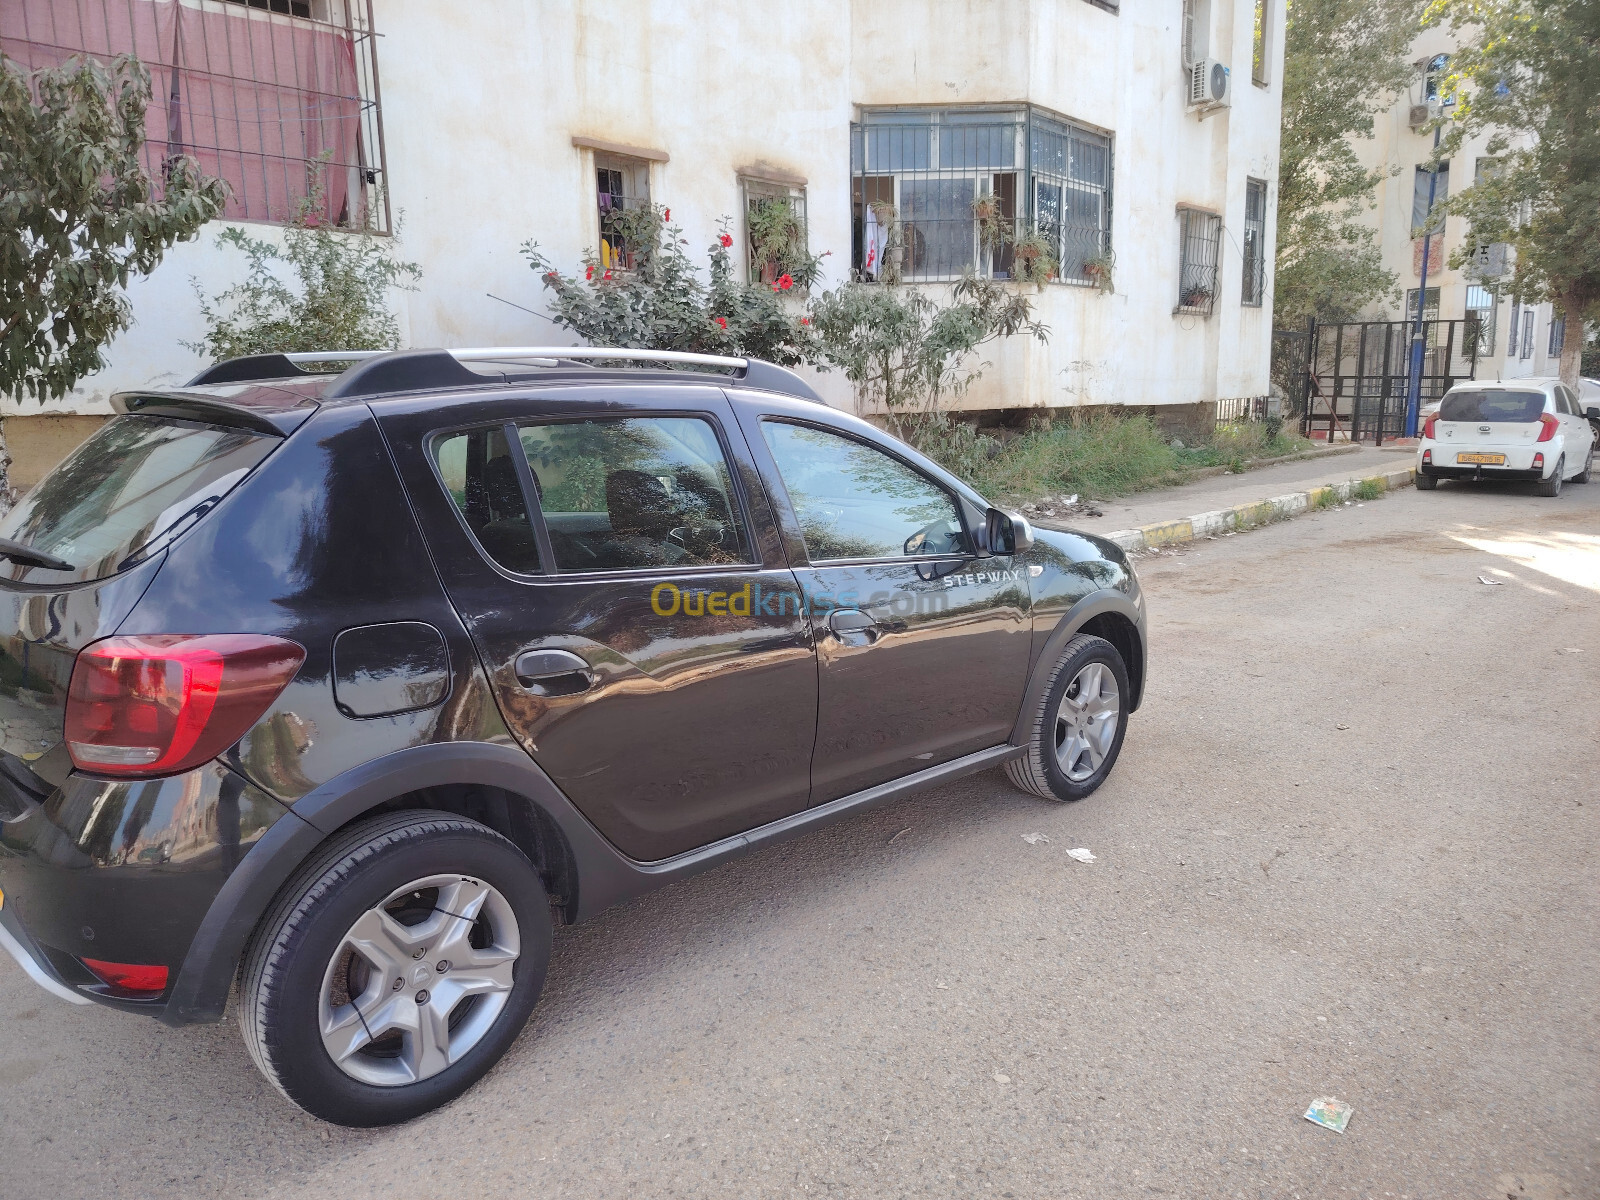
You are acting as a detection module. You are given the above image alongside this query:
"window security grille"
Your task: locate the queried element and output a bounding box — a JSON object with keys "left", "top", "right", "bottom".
{"left": 2, "top": 0, "right": 389, "bottom": 230}
{"left": 1241, "top": 179, "right": 1267, "bottom": 306}
{"left": 1464, "top": 284, "right": 1496, "bottom": 356}
{"left": 1548, "top": 313, "right": 1565, "bottom": 358}
{"left": 1176, "top": 208, "right": 1222, "bottom": 314}
{"left": 849, "top": 106, "right": 1112, "bottom": 285}
{"left": 742, "top": 179, "right": 809, "bottom": 286}
{"left": 1521, "top": 310, "right": 1534, "bottom": 359}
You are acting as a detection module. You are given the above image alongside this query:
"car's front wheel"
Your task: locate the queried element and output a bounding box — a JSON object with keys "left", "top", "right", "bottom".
{"left": 1005, "top": 633, "right": 1131, "bottom": 802}
{"left": 240, "top": 811, "right": 551, "bottom": 1127}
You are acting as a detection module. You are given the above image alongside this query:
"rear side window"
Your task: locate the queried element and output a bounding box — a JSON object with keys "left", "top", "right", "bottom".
{"left": 1439, "top": 390, "right": 1546, "bottom": 423}
{"left": 517, "top": 417, "right": 751, "bottom": 572}
{"left": 433, "top": 427, "right": 542, "bottom": 575}
{"left": 0, "top": 415, "right": 277, "bottom": 584}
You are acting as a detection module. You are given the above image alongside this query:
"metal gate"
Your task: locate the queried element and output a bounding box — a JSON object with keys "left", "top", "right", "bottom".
{"left": 1298, "top": 319, "right": 1480, "bottom": 444}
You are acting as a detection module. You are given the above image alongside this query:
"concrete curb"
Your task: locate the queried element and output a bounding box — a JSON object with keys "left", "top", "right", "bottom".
{"left": 1105, "top": 465, "right": 1417, "bottom": 553}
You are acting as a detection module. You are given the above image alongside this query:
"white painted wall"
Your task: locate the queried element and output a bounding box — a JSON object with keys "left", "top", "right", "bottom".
{"left": 4, "top": 0, "right": 1285, "bottom": 421}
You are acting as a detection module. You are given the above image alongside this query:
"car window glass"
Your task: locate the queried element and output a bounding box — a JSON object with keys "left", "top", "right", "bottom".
{"left": 433, "top": 426, "right": 542, "bottom": 574}
{"left": 1557, "top": 387, "right": 1576, "bottom": 414}
{"left": 761, "top": 421, "right": 967, "bottom": 561}
{"left": 0, "top": 414, "right": 277, "bottom": 584}
{"left": 1439, "top": 390, "right": 1546, "bottom": 423}
{"left": 518, "top": 417, "right": 750, "bottom": 572}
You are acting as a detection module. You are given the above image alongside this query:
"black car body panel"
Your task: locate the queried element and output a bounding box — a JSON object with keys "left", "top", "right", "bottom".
{"left": 0, "top": 358, "right": 1147, "bottom": 1026}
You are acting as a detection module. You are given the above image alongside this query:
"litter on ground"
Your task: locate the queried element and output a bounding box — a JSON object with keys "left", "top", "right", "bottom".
{"left": 1021, "top": 832, "right": 1050, "bottom": 845}
{"left": 1478, "top": 575, "right": 1502, "bottom": 586}
{"left": 1066, "top": 847, "right": 1096, "bottom": 864}
{"left": 1303, "top": 1097, "right": 1354, "bottom": 1133}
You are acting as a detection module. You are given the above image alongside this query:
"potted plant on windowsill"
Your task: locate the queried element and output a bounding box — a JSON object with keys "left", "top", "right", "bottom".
{"left": 1081, "top": 251, "right": 1115, "bottom": 294}
{"left": 971, "top": 191, "right": 1006, "bottom": 253}
{"left": 1009, "top": 229, "right": 1057, "bottom": 290}
{"left": 1180, "top": 284, "right": 1213, "bottom": 310}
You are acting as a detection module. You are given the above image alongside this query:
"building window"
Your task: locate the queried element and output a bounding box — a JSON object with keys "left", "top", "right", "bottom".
{"left": 595, "top": 153, "right": 653, "bottom": 271}
{"left": 1423, "top": 54, "right": 1453, "bottom": 107}
{"left": 1521, "top": 310, "right": 1534, "bottom": 359}
{"left": 1405, "top": 287, "right": 1441, "bottom": 350}
{"left": 1548, "top": 312, "right": 1565, "bottom": 358}
{"left": 1241, "top": 179, "right": 1267, "bottom": 306}
{"left": 1251, "top": 0, "right": 1272, "bottom": 86}
{"left": 1411, "top": 161, "right": 1450, "bottom": 236}
{"left": 2, "top": 0, "right": 389, "bottom": 230}
{"left": 1465, "top": 285, "right": 1496, "bottom": 356}
{"left": 741, "top": 177, "right": 809, "bottom": 286}
{"left": 849, "top": 106, "right": 1113, "bottom": 285}
{"left": 1176, "top": 207, "right": 1222, "bottom": 314}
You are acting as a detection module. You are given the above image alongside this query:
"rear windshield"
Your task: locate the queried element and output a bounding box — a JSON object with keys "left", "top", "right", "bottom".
{"left": 0, "top": 415, "right": 277, "bottom": 584}
{"left": 1439, "top": 390, "right": 1546, "bottom": 423}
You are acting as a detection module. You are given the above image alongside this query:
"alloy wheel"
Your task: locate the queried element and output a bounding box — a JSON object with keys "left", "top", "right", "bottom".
{"left": 1054, "top": 662, "right": 1121, "bottom": 783}
{"left": 318, "top": 874, "right": 520, "bottom": 1087}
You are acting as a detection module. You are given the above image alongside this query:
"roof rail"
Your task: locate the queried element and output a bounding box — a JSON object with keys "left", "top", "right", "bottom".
{"left": 189, "top": 346, "right": 825, "bottom": 404}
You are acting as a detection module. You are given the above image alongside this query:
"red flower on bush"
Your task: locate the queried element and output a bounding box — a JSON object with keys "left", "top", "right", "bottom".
{"left": 585, "top": 264, "right": 594, "bottom": 280}
{"left": 714, "top": 316, "right": 728, "bottom": 329}
{"left": 603, "top": 269, "right": 613, "bottom": 281}
{"left": 800, "top": 317, "right": 810, "bottom": 326}
{"left": 719, "top": 233, "right": 734, "bottom": 248}
{"left": 776, "top": 273, "right": 794, "bottom": 291}
{"left": 663, "top": 208, "right": 671, "bottom": 221}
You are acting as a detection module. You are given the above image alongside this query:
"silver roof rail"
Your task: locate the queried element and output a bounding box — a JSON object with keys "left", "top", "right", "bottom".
{"left": 449, "top": 347, "right": 749, "bottom": 370}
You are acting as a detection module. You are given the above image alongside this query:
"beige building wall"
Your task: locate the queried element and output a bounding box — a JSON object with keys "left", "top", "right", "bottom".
{"left": 3, "top": 0, "right": 1286, "bottom": 478}
{"left": 1352, "top": 24, "right": 1559, "bottom": 381}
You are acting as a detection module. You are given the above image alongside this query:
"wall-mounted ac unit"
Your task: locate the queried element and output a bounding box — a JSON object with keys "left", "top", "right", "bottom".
{"left": 1188, "top": 59, "right": 1230, "bottom": 113}
{"left": 1408, "top": 104, "right": 1432, "bottom": 129}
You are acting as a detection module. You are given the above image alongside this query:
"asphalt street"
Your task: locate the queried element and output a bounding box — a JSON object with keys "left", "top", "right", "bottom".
{"left": 2, "top": 473, "right": 1595, "bottom": 1200}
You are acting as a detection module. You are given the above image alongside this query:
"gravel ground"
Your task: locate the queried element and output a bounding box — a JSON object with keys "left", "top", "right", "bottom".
{"left": 2, "top": 475, "right": 1595, "bottom": 1200}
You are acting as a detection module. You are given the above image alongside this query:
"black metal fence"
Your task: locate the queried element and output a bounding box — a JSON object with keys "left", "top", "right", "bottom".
{"left": 1297, "top": 318, "right": 1480, "bottom": 444}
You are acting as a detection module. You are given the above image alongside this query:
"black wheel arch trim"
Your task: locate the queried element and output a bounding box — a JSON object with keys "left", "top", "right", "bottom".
{"left": 1010, "top": 589, "right": 1146, "bottom": 748}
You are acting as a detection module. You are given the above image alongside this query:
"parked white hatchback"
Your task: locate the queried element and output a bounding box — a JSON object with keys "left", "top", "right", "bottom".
{"left": 1417, "top": 378, "right": 1596, "bottom": 498}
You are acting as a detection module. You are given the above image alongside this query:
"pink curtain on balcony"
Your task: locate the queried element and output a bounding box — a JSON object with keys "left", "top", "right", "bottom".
{"left": 1, "top": 0, "right": 364, "bottom": 225}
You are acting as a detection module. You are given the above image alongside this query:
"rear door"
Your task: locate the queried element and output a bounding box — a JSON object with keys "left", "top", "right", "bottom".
{"left": 1435, "top": 388, "right": 1548, "bottom": 464}
{"left": 377, "top": 386, "right": 818, "bottom": 863}
{"left": 0, "top": 414, "right": 282, "bottom": 802}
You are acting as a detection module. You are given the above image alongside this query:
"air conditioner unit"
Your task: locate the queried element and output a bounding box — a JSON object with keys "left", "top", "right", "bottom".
{"left": 1188, "top": 59, "right": 1230, "bottom": 112}
{"left": 1408, "top": 104, "right": 1431, "bottom": 129}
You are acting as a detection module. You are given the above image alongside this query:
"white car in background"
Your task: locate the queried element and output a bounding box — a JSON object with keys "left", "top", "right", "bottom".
{"left": 1417, "top": 378, "right": 1596, "bottom": 498}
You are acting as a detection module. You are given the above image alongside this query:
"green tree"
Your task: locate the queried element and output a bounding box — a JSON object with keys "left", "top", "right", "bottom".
{"left": 1274, "top": 0, "right": 1421, "bottom": 328}
{"left": 188, "top": 193, "right": 420, "bottom": 361}
{"left": 1427, "top": 0, "right": 1600, "bottom": 386}
{"left": 1, "top": 52, "right": 224, "bottom": 400}
{"left": 806, "top": 277, "right": 1049, "bottom": 438}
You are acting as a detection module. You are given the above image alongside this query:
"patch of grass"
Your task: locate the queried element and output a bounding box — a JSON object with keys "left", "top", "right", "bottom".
{"left": 904, "top": 412, "right": 1318, "bottom": 504}
{"left": 1351, "top": 477, "right": 1386, "bottom": 500}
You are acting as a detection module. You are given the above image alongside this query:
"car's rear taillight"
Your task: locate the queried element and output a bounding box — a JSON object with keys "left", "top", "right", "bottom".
{"left": 1422, "top": 448, "right": 1432, "bottom": 464}
{"left": 1533, "top": 452, "right": 1545, "bottom": 470}
{"left": 1537, "top": 413, "right": 1559, "bottom": 442}
{"left": 81, "top": 958, "right": 169, "bottom": 997}
{"left": 65, "top": 635, "right": 305, "bottom": 777}
{"left": 1423, "top": 413, "right": 1439, "bottom": 438}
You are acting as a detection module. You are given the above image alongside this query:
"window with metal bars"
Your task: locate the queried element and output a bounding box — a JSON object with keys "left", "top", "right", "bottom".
{"left": 1176, "top": 207, "right": 1222, "bottom": 314}
{"left": 848, "top": 106, "right": 1112, "bottom": 286}
{"left": 1251, "top": 0, "right": 1271, "bottom": 85}
{"left": 1, "top": 0, "right": 389, "bottom": 230}
{"left": 1521, "top": 310, "right": 1534, "bottom": 359}
{"left": 1465, "top": 284, "right": 1496, "bottom": 356}
{"left": 1548, "top": 313, "right": 1565, "bottom": 358}
{"left": 1241, "top": 179, "right": 1267, "bottom": 306}
{"left": 595, "top": 152, "right": 652, "bottom": 271}
{"left": 742, "top": 178, "right": 809, "bottom": 286}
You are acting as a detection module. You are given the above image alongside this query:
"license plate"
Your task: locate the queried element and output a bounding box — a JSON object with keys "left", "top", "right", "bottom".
{"left": 1457, "top": 452, "right": 1506, "bottom": 465}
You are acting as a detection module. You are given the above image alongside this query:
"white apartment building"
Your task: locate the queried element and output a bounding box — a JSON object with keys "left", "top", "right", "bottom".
{"left": 1354, "top": 24, "right": 1562, "bottom": 383}
{"left": 1, "top": 0, "right": 1286, "bottom": 485}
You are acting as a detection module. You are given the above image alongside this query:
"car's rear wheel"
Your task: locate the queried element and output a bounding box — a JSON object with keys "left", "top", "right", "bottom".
{"left": 241, "top": 811, "right": 551, "bottom": 1127}
{"left": 1415, "top": 471, "right": 1438, "bottom": 491}
{"left": 1574, "top": 444, "right": 1594, "bottom": 484}
{"left": 1536, "top": 456, "right": 1565, "bottom": 497}
{"left": 1005, "top": 633, "right": 1130, "bottom": 802}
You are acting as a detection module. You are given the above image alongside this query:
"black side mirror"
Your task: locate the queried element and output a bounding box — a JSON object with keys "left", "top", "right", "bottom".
{"left": 984, "top": 508, "right": 1035, "bottom": 557}
{"left": 1587, "top": 405, "right": 1599, "bottom": 421}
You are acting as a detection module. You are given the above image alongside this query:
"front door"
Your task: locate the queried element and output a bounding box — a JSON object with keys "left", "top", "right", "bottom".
{"left": 383, "top": 389, "right": 817, "bottom": 862}
{"left": 751, "top": 418, "right": 1032, "bottom": 804}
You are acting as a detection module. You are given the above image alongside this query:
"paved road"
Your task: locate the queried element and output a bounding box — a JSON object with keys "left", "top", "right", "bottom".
{"left": 2, "top": 475, "right": 1596, "bottom": 1200}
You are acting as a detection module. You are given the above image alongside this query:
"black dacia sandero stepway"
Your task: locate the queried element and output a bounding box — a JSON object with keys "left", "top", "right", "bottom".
{"left": 0, "top": 347, "right": 1145, "bottom": 1126}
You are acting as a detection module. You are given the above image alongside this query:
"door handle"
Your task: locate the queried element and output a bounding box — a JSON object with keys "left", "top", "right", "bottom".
{"left": 827, "top": 609, "right": 879, "bottom": 640}
{"left": 514, "top": 649, "right": 594, "bottom": 695}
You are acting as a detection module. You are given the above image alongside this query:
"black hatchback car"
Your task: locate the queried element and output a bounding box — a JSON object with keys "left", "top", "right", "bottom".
{"left": 0, "top": 347, "right": 1145, "bottom": 1126}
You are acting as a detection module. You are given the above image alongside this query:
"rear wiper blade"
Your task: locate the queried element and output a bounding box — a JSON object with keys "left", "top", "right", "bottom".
{"left": 0, "top": 537, "right": 74, "bottom": 572}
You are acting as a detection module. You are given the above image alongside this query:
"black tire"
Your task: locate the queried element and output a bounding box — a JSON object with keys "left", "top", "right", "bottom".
{"left": 1415, "top": 471, "right": 1439, "bottom": 491}
{"left": 240, "top": 810, "right": 551, "bottom": 1127}
{"left": 1005, "top": 633, "right": 1131, "bottom": 802}
{"left": 1575, "top": 444, "right": 1593, "bottom": 484}
{"left": 1536, "top": 456, "right": 1564, "bottom": 497}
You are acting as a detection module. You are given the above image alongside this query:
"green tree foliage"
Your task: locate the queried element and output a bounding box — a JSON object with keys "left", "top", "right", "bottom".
{"left": 806, "top": 277, "right": 1049, "bottom": 437}
{"left": 0, "top": 53, "right": 224, "bottom": 400}
{"left": 1427, "top": 0, "right": 1600, "bottom": 384}
{"left": 524, "top": 206, "right": 816, "bottom": 365}
{"left": 1274, "top": 0, "right": 1421, "bottom": 327}
{"left": 188, "top": 195, "right": 420, "bottom": 361}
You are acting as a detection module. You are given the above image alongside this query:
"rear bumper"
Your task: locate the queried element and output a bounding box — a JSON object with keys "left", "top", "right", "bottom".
{"left": 1418, "top": 464, "right": 1546, "bottom": 482}
{"left": 0, "top": 758, "right": 297, "bottom": 1019}
{"left": 1417, "top": 440, "right": 1559, "bottom": 479}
